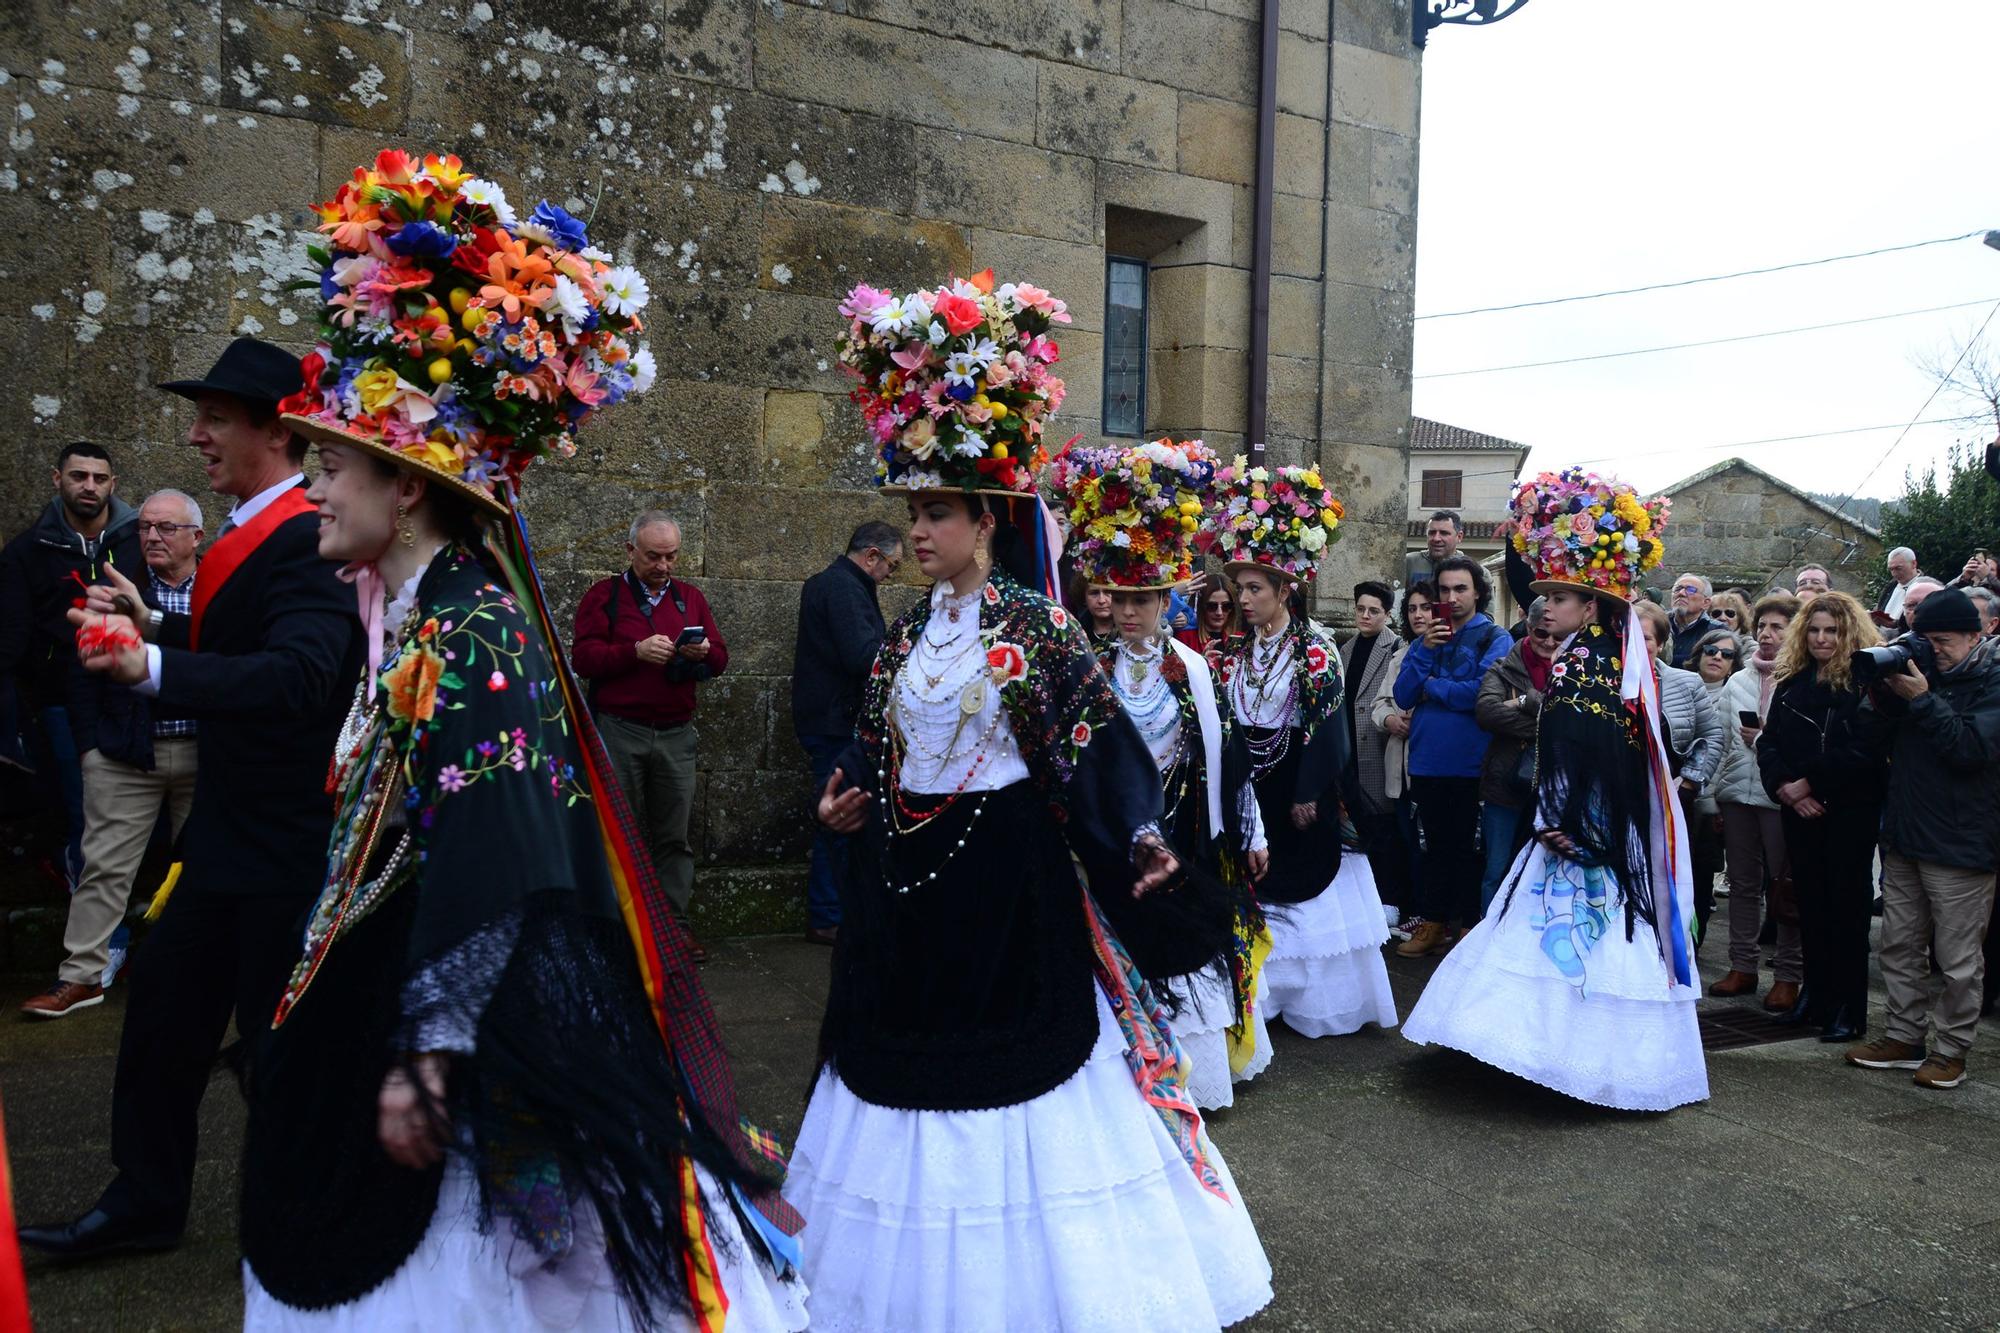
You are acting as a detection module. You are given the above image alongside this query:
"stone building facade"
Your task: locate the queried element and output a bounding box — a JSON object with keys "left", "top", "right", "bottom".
{"left": 0, "top": 0, "right": 1423, "bottom": 932}
{"left": 1658, "top": 458, "right": 1883, "bottom": 599}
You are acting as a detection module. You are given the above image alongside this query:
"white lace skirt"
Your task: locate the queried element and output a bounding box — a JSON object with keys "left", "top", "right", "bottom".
{"left": 1262, "top": 856, "right": 1399, "bottom": 1037}
{"left": 1402, "top": 841, "right": 1710, "bottom": 1112}
{"left": 782, "top": 989, "right": 1274, "bottom": 1332}
{"left": 1167, "top": 969, "right": 1272, "bottom": 1112}
{"left": 242, "top": 1160, "right": 808, "bottom": 1332}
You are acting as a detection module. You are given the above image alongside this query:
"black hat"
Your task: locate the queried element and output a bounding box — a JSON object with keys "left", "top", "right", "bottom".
{"left": 157, "top": 338, "right": 303, "bottom": 406}
{"left": 1912, "top": 587, "right": 1982, "bottom": 635}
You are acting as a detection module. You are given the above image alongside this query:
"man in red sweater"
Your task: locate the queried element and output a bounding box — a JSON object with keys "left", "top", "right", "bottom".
{"left": 572, "top": 511, "right": 727, "bottom": 951}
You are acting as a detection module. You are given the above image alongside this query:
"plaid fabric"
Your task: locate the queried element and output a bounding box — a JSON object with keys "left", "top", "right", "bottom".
{"left": 149, "top": 572, "right": 197, "bottom": 739}
{"left": 497, "top": 504, "right": 805, "bottom": 1241}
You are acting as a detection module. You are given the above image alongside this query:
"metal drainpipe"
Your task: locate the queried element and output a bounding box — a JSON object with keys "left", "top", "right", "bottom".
{"left": 1247, "top": 0, "right": 1279, "bottom": 466}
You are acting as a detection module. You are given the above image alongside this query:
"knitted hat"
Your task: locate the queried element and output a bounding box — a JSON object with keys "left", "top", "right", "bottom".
{"left": 1200, "top": 456, "right": 1344, "bottom": 584}
{"left": 1051, "top": 438, "right": 1216, "bottom": 589}
{"left": 837, "top": 270, "right": 1070, "bottom": 496}
{"left": 1912, "top": 586, "right": 1982, "bottom": 634}
{"left": 1510, "top": 466, "right": 1669, "bottom": 604}
{"left": 279, "top": 150, "right": 658, "bottom": 516}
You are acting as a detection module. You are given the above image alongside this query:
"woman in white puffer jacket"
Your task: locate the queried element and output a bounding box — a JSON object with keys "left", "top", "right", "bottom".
{"left": 1706, "top": 592, "right": 1804, "bottom": 1012}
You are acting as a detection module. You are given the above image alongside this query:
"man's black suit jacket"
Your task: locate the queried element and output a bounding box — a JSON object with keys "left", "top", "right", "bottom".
{"left": 153, "top": 497, "right": 361, "bottom": 900}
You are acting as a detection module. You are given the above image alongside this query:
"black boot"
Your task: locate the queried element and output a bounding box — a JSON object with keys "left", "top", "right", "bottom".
{"left": 1771, "top": 985, "right": 1814, "bottom": 1026}
{"left": 1818, "top": 1003, "right": 1865, "bottom": 1043}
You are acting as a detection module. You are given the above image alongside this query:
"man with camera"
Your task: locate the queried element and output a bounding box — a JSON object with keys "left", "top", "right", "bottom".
{"left": 1844, "top": 589, "right": 2000, "bottom": 1089}
{"left": 572, "top": 511, "right": 727, "bottom": 957}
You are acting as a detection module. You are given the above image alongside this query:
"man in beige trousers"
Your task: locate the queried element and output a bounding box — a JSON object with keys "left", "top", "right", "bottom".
{"left": 20, "top": 491, "right": 205, "bottom": 1018}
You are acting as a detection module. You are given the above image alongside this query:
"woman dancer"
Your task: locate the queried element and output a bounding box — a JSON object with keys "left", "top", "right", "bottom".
{"left": 1205, "top": 459, "right": 1396, "bottom": 1039}
{"left": 1403, "top": 467, "right": 1708, "bottom": 1112}
{"left": 1756, "top": 592, "right": 1887, "bottom": 1042}
{"left": 76, "top": 153, "right": 809, "bottom": 1329}
{"left": 1056, "top": 438, "right": 1273, "bottom": 1110}
{"left": 789, "top": 274, "right": 1272, "bottom": 1331}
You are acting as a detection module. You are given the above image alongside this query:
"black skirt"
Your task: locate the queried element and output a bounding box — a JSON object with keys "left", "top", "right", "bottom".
{"left": 826, "top": 780, "right": 1101, "bottom": 1113}
{"left": 1245, "top": 727, "right": 1342, "bottom": 905}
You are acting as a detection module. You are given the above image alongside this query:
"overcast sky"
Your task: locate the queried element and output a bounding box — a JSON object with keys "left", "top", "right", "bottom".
{"left": 1412, "top": 1, "right": 2000, "bottom": 502}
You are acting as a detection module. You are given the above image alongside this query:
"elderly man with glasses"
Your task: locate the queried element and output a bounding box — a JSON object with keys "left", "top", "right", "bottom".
{"left": 20, "top": 490, "right": 206, "bottom": 1019}
{"left": 1667, "top": 572, "right": 1725, "bottom": 669}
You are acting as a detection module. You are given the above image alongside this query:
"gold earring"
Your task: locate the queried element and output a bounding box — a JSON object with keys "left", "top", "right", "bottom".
{"left": 974, "top": 539, "right": 990, "bottom": 575}
{"left": 396, "top": 502, "right": 415, "bottom": 547}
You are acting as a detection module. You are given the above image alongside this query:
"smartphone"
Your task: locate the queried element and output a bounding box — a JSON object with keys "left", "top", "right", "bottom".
{"left": 675, "top": 625, "right": 707, "bottom": 645}
{"left": 1737, "top": 710, "right": 1759, "bottom": 728}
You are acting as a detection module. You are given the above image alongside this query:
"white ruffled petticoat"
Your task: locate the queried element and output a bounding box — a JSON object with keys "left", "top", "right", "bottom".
{"left": 242, "top": 1160, "right": 808, "bottom": 1332}
{"left": 1167, "top": 969, "right": 1272, "bottom": 1111}
{"left": 782, "top": 989, "right": 1275, "bottom": 1333}
{"left": 1402, "top": 840, "right": 1710, "bottom": 1112}
{"left": 1261, "top": 856, "right": 1398, "bottom": 1037}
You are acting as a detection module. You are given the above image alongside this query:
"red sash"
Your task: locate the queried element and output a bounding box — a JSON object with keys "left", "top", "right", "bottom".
{"left": 189, "top": 487, "right": 317, "bottom": 650}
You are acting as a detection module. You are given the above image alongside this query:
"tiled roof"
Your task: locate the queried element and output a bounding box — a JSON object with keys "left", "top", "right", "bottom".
{"left": 1410, "top": 417, "right": 1530, "bottom": 454}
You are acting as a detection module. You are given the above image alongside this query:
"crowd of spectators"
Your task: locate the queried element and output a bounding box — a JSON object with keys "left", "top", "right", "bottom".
{"left": 6, "top": 472, "right": 1997, "bottom": 1088}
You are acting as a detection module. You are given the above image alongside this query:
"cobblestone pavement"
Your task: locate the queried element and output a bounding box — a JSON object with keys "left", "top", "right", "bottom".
{"left": 6, "top": 917, "right": 2000, "bottom": 1331}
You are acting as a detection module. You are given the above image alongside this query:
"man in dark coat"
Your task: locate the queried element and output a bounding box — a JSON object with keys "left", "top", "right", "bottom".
{"left": 790, "top": 521, "right": 901, "bottom": 943}
{"left": 0, "top": 442, "right": 143, "bottom": 881}
{"left": 20, "top": 338, "right": 363, "bottom": 1259}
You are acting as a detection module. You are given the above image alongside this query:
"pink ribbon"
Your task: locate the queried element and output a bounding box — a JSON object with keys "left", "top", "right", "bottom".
{"left": 336, "top": 561, "right": 387, "bottom": 701}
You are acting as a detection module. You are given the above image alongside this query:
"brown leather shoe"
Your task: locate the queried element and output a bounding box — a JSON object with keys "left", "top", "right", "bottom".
{"left": 805, "top": 925, "right": 839, "bottom": 947}
{"left": 1762, "top": 980, "right": 1801, "bottom": 1014}
{"left": 20, "top": 981, "right": 104, "bottom": 1020}
{"left": 1396, "top": 920, "right": 1449, "bottom": 959}
{"left": 1707, "top": 970, "right": 1759, "bottom": 998}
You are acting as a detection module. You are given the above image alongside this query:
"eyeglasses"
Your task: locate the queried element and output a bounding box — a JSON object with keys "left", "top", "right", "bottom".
{"left": 1700, "top": 645, "right": 1737, "bottom": 659}
{"left": 136, "top": 521, "right": 197, "bottom": 536}
{"left": 1714, "top": 609, "right": 1736, "bottom": 620}
{"left": 1530, "top": 629, "right": 1556, "bottom": 642}
{"left": 1671, "top": 583, "right": 1704, "bottom": 596}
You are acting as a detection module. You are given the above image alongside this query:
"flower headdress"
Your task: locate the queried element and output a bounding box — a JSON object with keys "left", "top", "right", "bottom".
{"left": 1200, "top": 456, "right": 1344, "bottom": 583}
{"left": 837, "top": 269, "right": 1070, "bottom": 495}
{"left": 1051, "top": 437, "right": 1217, "bottom": 589}
{"left": 279, "top": 150, "right": 657, "bottom": 515}
{"left": 1509, "top": 466, "right": 1669, "bottom": 602}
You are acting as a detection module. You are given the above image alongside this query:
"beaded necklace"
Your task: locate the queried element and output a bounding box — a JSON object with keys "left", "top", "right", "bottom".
{"left": 1231, "top": 620, "right": 1299, "bottom": 779}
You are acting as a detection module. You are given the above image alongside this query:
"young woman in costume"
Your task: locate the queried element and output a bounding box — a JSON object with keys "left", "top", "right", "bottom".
{"left": 1205, "top": 460, "right": 1397, "bottom": 1039}
{"left": 1402, "top": 468, "right": 1709, "bottom": 1112}
{"left": 1055, "top": 438, "right": 1274, "bottom": 1111}
{"left": 206, "top": 153, "right": 802, "bottom": 1330}
{"left": 788, "top": 275, "right": 1273, "bottom": 1331}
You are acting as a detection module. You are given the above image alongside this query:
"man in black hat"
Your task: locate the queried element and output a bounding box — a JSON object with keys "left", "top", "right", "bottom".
{"left": 20, "top": 338, "right": 363, "bottom": 1259}
{"left": 1844, "top": 588, "right": 2000, "bottom": 1091}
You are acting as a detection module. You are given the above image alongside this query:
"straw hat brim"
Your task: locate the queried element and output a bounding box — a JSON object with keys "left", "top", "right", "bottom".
{"left": 1223, "top": 559, "right": 1303, "bottom": 585}
{"left": 283, "top": 414, "right": 508, "bottom": 518}
{"left": 1086, "top": 579, "right": 1188, "bottom": 592}
{"left": 1529, "top": 577, "right": 1633, "bottom": 607}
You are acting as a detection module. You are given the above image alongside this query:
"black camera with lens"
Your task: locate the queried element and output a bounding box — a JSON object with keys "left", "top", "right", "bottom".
{"left": 1851, "top": 631, "right": 1935, "bottom": 685}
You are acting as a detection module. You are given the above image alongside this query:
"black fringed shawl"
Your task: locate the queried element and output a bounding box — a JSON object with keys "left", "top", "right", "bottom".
{"left": 824, "top": 570, "right": 1206, "bottom": 1111}
{"left": 1518, "top": 619, "right": 1658, "bottom": 935}
{"left": 242, "top": 548, "right": 777, "bottom": 1326}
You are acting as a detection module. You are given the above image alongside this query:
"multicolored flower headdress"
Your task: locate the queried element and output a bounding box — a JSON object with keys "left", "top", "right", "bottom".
{"left": 279, "top": 150, "right": 657, "bottom": 515}
{"left": 1051, "top": 438, "right": 1217, "bottom": 589}
{"left": 1509, "top": 466, "right": 1669, "bottom": 602}
{"left": 1200, "top": 456, "right": 1344, "bottom": 584}
{"left": 837, "top": 269, "right": 1070, "bottom": 495}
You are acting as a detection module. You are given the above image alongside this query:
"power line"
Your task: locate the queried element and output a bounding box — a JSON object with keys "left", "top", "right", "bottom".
{"left": 1416, "top": 297, "right": 2000, "bottom": 380}
{"left": 1416, "top": 230, "right": 1990, "bottom": 321}
{"left": 1425, "top": 413, "right": 1992, "bottom": 487}
{"left": 1773, "top": 297, "right": 2000, "bottom": 572}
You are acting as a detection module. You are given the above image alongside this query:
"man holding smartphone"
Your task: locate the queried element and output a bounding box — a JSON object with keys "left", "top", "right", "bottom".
{"left": 572, "top": 511, "right": 728, "bottom": 955}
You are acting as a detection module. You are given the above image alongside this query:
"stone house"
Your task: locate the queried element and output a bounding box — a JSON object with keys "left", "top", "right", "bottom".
{"left": 1656, "top": 458, "right": 1883, "bottom": 599}
{"left": 1400, "top": 416, "right": 1527, "bottom": 610}
{"left": 0, "top": 0, "right": 1424, "bottom": 933}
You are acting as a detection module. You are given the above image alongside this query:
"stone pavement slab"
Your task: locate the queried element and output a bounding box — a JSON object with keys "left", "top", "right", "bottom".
{"left": 5, "top": 921, "right": 2000, "bottom": 1331}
